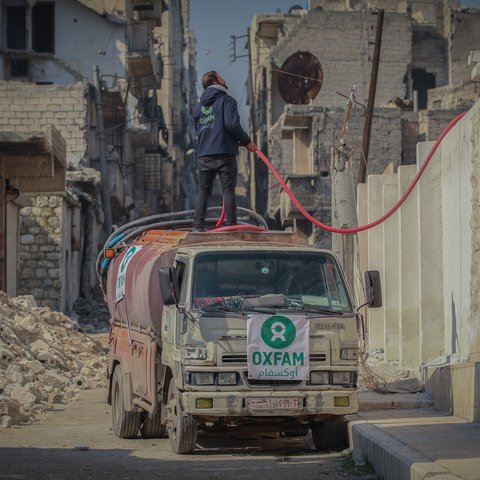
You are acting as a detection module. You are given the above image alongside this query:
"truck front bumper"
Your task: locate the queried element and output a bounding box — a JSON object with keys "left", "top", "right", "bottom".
{"left": 182, "top": 390, "right": 358, "bottom": 417}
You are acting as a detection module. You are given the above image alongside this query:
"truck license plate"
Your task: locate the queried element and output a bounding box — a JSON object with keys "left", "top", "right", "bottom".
{"left": 247, "top": 398, "right": 300, "bottom": 410}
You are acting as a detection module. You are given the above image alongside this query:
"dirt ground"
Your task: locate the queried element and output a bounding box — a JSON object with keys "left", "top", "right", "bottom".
{"left": 0, "top": 387, "right": 378, "bottom": 480}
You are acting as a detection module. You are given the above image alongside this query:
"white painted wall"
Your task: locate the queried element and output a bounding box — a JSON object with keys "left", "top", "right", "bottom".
{"left": 54, "top": 0, "right": 126, "bottom": 82}
{"left": 440, "top": 114, "right": 473, "bottom": 356}
{"left": 360, "top": 104, "right": 479, "bottom": 419}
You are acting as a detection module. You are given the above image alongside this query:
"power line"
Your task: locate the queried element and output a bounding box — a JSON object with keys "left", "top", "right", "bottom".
{"left": 198, "top": 45, "right": 323, "bottom": 84}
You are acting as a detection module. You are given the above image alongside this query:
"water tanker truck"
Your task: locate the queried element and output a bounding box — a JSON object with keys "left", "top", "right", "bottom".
{"left": 98, "top": 208, "right": 381, "bottom": 454}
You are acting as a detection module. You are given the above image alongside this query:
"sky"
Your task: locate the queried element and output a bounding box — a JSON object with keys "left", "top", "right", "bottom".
{"left": 190, "top": 0, "right": 300, "bottom": 122}
{"left": 190, "top": 0, "right": 480, "bottom": 123}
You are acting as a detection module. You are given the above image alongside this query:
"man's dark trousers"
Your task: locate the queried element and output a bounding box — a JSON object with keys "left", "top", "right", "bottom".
{"left": 193, "top": 154, "right": 237, "bottom": 229}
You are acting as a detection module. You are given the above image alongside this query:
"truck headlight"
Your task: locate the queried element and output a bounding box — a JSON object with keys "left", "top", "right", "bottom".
{"left": 310, "top": 371, "right": 330, "bottom": 385}
{"left": 340, "top": 348, "right": 359, "bottom": 360}
{"left": 183, "top": 347, "right": 207, "bottom": 360}
{"left": 332, "top": 371, "right": 352, "bottom": 385}
{"left": 191, "top": 372, "right": 215, "bottom": 385}
{"left": 217, "top": 372, "right": 237, "bottom": 385}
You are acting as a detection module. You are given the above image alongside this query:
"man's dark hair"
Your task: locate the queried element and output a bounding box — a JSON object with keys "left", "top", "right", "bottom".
{"left": 202, "top": 70, "right": 218, "bottom": 89}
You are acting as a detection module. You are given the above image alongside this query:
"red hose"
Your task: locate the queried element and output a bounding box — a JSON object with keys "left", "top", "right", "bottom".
{"left": 256, "top": 111, "right": 467, "bottom": 234}
{"left": 211, "top": 110, "right": 467, "bottom": 235}
{"left": 215, "top": 201, "right": 226, "bottom": 228}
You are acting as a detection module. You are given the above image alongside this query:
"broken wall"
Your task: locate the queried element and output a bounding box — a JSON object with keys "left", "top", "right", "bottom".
{"left": 268, "top": 106, "right": 405, "bottom": 222}
{"left": 268, "top": 9, "right": 412, "bottom": 117}
{"left": 0, "top": 0, "right": 126, "bottom": 84}
{"left": 0, "top": 82, "right": 89, "bottom": 168}
{"left": 448, "top": 10, "right": 480, "bottom": 86}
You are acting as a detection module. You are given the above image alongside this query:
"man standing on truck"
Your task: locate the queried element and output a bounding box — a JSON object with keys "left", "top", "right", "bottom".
{"left": 192, "top": 71, "right": 257, "bottom": 231}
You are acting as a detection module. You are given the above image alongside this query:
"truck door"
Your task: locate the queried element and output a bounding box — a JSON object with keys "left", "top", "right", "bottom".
{"left": 174, "top": 256, "right": 188, "bottom": 349}
{"left": 161, "top": 256, "right": 188, "bottom": 379}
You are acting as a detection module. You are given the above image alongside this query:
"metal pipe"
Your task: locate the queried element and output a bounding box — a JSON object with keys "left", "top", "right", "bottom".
{"left": 96, "top": 207, "right": 269, "bottom": 284}
{"left": 93, "top": 65, "right": 112, "bottom": 233}
{"left": 359, "top": 9, "right": 384, "bottom": 184}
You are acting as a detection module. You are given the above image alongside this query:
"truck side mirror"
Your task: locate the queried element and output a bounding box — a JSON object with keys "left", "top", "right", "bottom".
{"left": 159, "top": 267, "right": 179, "bottom": 306}
{"left": 364, "top": 270, "right": 382, "bottom": 308}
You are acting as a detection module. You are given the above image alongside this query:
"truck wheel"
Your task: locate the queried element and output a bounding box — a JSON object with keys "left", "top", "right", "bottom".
{"left": 311, "top": 416, "right": 349, "bottom": 451}
{"left": 140, "top": 410, "right": 167, "bottom": 439}
{"left": 166, "top": 383, "right": 198, "bottom": 454}
{"left": 111, "top": 365, "right": 141, "bottom": 439}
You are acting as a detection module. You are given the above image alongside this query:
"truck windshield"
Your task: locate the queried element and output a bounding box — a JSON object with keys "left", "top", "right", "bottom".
{"left": 192, "top": 251, "right": 352, "bottom": 313}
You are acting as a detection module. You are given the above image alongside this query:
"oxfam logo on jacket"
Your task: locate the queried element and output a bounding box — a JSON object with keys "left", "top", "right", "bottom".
{"left": 261, "top": 315, "right": 296, "bottom": 349}
{"left": 199, "top": 105, "right": 215, "bottom": 127}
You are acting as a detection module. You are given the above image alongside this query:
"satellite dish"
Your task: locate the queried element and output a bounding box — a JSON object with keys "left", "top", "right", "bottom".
{"left": 278, "top": 51, "right": 323, "bottom": 104}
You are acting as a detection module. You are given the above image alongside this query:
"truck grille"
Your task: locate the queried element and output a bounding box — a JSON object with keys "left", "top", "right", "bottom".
{"left": 310, "top": 353, "right": 327, "bottom": 362}
{"left": 222, "top": 353, "right": 326, "bottom": 364}
{"left": 222, "top": 354, "right": 247, "bottom": 363}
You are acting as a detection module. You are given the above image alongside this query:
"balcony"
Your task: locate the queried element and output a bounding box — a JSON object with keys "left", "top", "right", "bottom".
{"left": 280, "top": 174, "right": 331, "bottom": 225}
{"left": 126, "top": 20, "right": 154, "bottom": 77}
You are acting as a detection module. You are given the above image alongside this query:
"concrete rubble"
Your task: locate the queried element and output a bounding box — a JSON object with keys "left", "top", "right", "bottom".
{"left": 0, "top": 292, "right": 106, "bottom": 427}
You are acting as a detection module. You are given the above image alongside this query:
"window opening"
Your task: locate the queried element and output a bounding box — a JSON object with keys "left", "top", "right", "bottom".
{"left": 32, "top": 2, "right": 55, "bottom": 53}
{"left": 412, "top": 68, "right": 436, "bottom": 110}
{"left": 6, "top": 7, "right": 26, "bottom": 50}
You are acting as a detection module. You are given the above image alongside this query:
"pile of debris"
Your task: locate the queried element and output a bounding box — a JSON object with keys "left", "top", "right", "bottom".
{"left": 0, "top": 293, "right": 107, "bottom": 427}
{"left": 358, "top": 350, "right": 424, "bottom": 394}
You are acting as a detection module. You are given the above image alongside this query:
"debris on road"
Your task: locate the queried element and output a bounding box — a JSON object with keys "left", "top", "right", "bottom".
{"left": 0, "top": 293, "right": 107, "bottom": 427}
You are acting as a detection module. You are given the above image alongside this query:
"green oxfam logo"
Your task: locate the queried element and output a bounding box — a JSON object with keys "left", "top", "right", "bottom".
{"left": 201, "top": 105, "right": 213, "bottom": 115}
{"left": 261, "top": 315, "right": 296, "bottom": 349}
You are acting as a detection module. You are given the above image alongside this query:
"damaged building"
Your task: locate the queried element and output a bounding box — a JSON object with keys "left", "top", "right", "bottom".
{"left": 247, "top": 0, "right": 480, "bottom": 246}
{"left": 0, "top": 0, "right": 196, "bottom": 311}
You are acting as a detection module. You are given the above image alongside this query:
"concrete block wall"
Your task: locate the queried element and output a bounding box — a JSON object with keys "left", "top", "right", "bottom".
{"left": 359, "top": 101, "right": 480, "bottom": 420}
{"left": 411, "top": 27, "right": 448, "bottom": 88}
{"left": 267, "top": 107, "right": 404, "bottom": 224}
{"left": 418, "top": 108, "right": 465, "bottom": 141}
{"left": 0, "top": 82, "right": 89, "bottom": 168}
{"left": 269, "top": 9, "right": 411, "bottom": 114}
{"left": 448, "top": 11, "right": 480, "bottom": 86}
{"left": 427, "top": 82, "right": 480, "bottom": 110}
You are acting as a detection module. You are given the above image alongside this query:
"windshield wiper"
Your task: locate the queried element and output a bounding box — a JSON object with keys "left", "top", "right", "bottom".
{"left": 199, "top": 305, "right": 242, "bottom": 317}
{"left": 292, "top": 304, "right": 344, "bottom": 315}
{"left": 242, "top": 306, "right": 276, "bottom": 315}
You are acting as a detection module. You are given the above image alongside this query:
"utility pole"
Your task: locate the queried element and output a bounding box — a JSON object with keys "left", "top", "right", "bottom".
{"left": 92, "top": 65, "right": 112, "bottom": 234}
{"left": 230, "top": 34, "right": 248, "bottom": 62}
{"left": 331, "top": 86, "right": 359, "bottom": 292}
{"left": 358, "top": 9, "right": 384, "bottom": 184}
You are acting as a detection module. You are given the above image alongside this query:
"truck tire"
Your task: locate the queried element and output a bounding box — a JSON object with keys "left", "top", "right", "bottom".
{"left": 166, "top": 383, "right": 197, "bottom": 454}
{"left": 140, "top": 410, "right": 166, "bottom": 439}
{"left": 311, "top": 416, "right": 348, "bottom": 451}
{"left": 111, "top": 365, "right": 141, "bottom": 439}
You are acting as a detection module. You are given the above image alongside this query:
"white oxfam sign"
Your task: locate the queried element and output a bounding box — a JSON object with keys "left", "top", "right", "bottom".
{"left": 115, "top": 246, "right": 143, "bottom": 301}
{"left": 247, "top": 314, "right": 309, "bottom": 380}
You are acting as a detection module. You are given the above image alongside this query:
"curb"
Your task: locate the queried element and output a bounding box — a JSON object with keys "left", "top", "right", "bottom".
{"left": 349, "top": 418, "right": 461, "bottom": 480}
{"left": 358, "top": 392, "right": 433, "bottom": 412}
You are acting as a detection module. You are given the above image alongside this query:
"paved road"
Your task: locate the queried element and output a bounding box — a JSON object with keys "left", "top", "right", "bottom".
{"left": 0, "top": 388, "right": 375, "bottom": 480}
